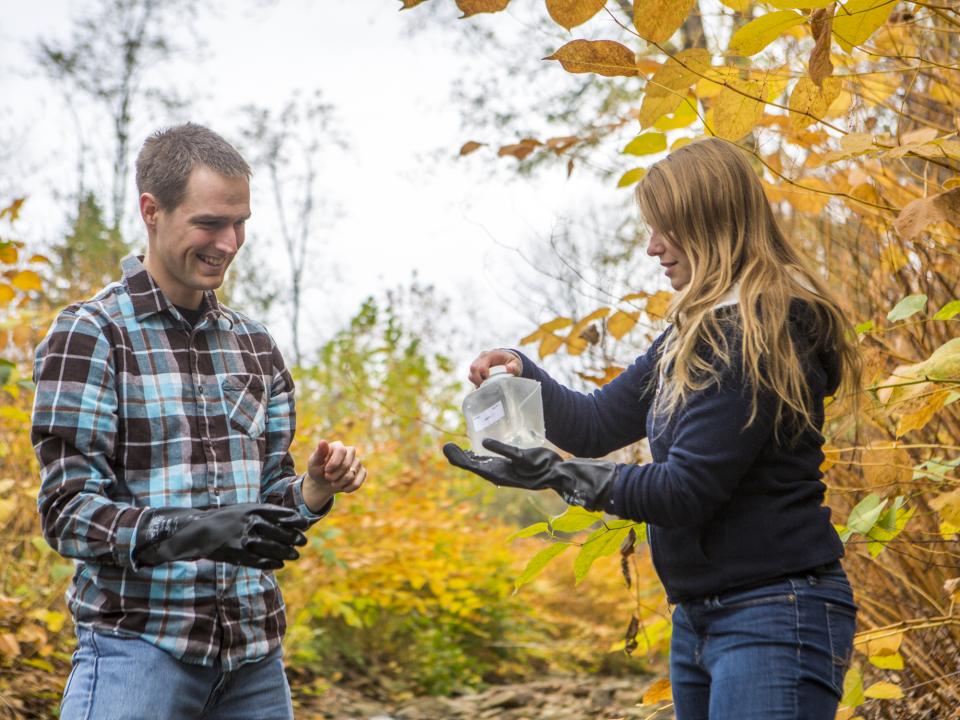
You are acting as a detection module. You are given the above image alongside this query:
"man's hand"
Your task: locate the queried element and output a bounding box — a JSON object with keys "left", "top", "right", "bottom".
{"left": 443, "top": 439, "right": 618, "bottom": 512}
{"left": 303, "top": 439, "right": 367, "bottom": 513}
{"left": 467, "top": 349, "right": 522, "bottom": 387}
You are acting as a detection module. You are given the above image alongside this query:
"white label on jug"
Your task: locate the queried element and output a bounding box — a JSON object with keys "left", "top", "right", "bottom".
{"left": 472, "top": 401, "right": 505, "bottom": 431}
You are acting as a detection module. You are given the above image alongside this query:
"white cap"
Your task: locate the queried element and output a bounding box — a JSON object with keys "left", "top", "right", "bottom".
{"left": 488, "top": 365, "right": 509, "bottom": 377}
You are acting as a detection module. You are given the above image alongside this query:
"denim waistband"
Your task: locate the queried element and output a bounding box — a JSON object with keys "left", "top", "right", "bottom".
{"left": 683, "top": 560, "right": 844, "bottom": 605}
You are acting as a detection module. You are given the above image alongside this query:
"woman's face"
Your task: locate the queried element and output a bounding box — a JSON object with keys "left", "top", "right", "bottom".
{"left": 646, "top": 229, "right": 691, "bottom": 290}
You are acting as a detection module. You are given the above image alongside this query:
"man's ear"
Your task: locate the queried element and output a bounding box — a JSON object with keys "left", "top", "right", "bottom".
{"left": 139, "top": 193, "right": 160, "bottom": 229}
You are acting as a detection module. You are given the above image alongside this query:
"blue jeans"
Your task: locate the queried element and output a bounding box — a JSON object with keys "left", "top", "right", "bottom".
{"left": 60, "top": 627, "right": 294, "bottom": 719}
{"left": 670, "top": 564, "right": 857, "bottom": 719}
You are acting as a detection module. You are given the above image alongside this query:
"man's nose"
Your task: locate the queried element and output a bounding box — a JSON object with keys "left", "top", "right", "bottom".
{"left": 215, "top": 226, "right": 242, "bottom": 255}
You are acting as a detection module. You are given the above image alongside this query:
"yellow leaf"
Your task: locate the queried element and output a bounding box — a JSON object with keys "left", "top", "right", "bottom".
{"left": 633, "top": 0, "right": 697, "bottom": 43}
{"left": 653, "top": 95, "right": 698, "bottom": 131}
{"left": 729, "top": 10, "right": 806, "bottom": 57}
{"left": 712, "top": 79, "right": 763, "bottom": 140}
{"left": 577, "top": 366, "right": 626, "bottom": 387}
{"left": 671, "top": 136, "right": 694, "bottom": 150}
{"left": 624, "top": 132, "right": 667, "bottom": 156}
{"left": 617, "top": 168, "right": 647, "bottom": 188}
{"left": 894, "top": 188, "right": 960, "bottom": 243}
{"left": 863, "top": 681, "right": 903, "bottom": 700}
{"left": 833, "top": 0, "right": 896, "bottom": 53}
{"left": 719, "top": 0, "right": 751, "bottom": 10}
{"left": 539, "top": 332, "right": 565, "bottom": 358}
{"left": 0, "top": 284, "right": 14, "bottom": 304}
{"left": 608, "top": 310, "right": 639, "bottom": 339}
{"left": 565, "top": 307, "right": 611, "bottom": 355}
{"left": 639, "top": 48, "right": 711, "bottom": 128}
{"left": 545, "top": 39, "right": 638, "bottom": 77}
{"left": 545, "top": 0, "right": 608, "bottom": 30}
{"left": 620, "top": 291, "right": 647, "bottom": 303}
{"left": 459, "top": 141, "right": 485, "bottom": 156}
{"left": 696, "top": 66, "right": 740, "bottom": 99}
{"left": 820, "top": 444, "right": 841, "bottom": 472}
{"left": 896, "top": 389, "right": 950, "bottom": 437}
{"left": 641, "top": 677, "right": 672, "bottom": 704}
{"left": 768, "top": 0, "right": 833, "bottom": 6}
{"left": 788, "top": 76, "right": 842, "bottom": 129}
{"left": 839, "top": 665, "right": 865, "bottom": 708}
{"left": 855, "top": 628, "right": 903, "bottom": 657}
{"left": 456, "top": 0, "right": 510, "bottom": 17}
{"left": 645, "top": 289, "right": 672, "bottom": 318}
{"left": 869, "top": 651, "right": 904, "bottom": 670}
{"left": 930, "top": 488, "right": 960, "bottom": 526}
{"left": 0, "top": 243, "right": 17, "bottom": 264}
{"left": 11, "top": 270, "right": 42, "bottom": 292}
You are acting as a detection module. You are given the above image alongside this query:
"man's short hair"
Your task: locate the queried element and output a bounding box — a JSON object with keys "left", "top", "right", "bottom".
{"left": 135, "top": 123, "right": 251, "bottom": 211}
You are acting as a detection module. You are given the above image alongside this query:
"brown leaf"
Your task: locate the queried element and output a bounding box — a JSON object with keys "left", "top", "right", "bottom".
{"left": 894, "top": 188, "right": 960, "bottom": 242}
{"left": 546, "top": 0, "right": 608, "bottom": 31}
{"left": 808, "top": 4, "right": 835, "bottom": 87}
{"left": 624, "top": 615, "right": 640, "bottom": 654}
{"left": 633, "top": 0, "right": 697, "bottom": 44}
{"left": 545, "top": 135, "right": 581, "bottom": 154}
{"left": 456, "top": 0, "right": 510, "bottom": 17}
{"left": 398, "top": 0, "right": 430, "bottom": 8}
{"left": 498, "top": 139, "right": 542, "bottom": 160}
{"left": 0, "top": 632, "right": 20, "bottom": 659}
{"left": 545, "top": 39, "right": 638, "bottom": 77}
{"left": 0, "top": 198, "right": 25, "bottom": 223}
{"left": 459, "top": 141, "right": 485, "bottom": 156}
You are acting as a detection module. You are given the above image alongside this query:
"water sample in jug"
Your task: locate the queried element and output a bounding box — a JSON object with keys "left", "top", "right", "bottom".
{"left": 462, "top": 365, "right": 545, "bottom": 456}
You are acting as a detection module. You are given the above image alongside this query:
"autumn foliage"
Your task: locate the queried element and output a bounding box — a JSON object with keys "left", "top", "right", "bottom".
{"left": 406, "top": 0, "right": 960, "bottom": 716}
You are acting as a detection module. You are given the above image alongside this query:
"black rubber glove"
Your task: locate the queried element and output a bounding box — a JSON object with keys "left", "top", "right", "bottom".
{"left": 443, "top": 438, "right": 618, "bottom": 512}
{"left": 134, "top": 503, "right": 309, "bottom": 570}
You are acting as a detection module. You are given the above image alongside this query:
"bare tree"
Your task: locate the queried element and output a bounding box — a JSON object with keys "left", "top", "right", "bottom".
{"left": 35, "top": 0, "right": 199, "bottom": 233}
{"left": 239, "top": 90, "right": 346, "bottom": 366}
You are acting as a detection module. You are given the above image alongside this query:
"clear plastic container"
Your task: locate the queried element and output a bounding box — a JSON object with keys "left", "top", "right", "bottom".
{"left": 462, "top": 365, "right": 545, "bottom": 456}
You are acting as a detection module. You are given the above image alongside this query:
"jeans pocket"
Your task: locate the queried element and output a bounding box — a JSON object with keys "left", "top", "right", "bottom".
{"left": 825, "top": 601, "right": 857, "bottom": 695}
{"left": 222, "top": 374, "right": 266, "bottom": 439}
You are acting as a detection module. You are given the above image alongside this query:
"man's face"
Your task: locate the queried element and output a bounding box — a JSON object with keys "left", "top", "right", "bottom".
{"left": 142, "top": 166, "right": 251, "bottom": 309}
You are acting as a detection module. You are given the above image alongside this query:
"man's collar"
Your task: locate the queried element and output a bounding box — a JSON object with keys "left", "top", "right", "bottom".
{"left": 121, "top": 254, "right": 230, "bottom": 327}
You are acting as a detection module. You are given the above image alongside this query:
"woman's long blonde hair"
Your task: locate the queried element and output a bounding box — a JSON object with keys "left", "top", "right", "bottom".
{"left": 635, "top": 137, "right": 860, "bottom": 441}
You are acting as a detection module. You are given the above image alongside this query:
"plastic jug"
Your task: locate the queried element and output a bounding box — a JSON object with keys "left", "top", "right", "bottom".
{"left": 462, "top": 365, "right": 545, "bottom": 456}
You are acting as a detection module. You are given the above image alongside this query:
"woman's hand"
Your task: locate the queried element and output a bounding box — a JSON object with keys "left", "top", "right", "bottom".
{"left": 467, "top": 349, "right": 522, "bottom": 387}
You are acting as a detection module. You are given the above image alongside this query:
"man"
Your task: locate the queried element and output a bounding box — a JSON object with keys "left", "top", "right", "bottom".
{"left": 31, "top": 123, "right": 365, "bottom": 718}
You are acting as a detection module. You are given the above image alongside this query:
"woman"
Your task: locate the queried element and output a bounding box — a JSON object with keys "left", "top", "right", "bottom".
{"left": 444, "top": 137, "right": 861, "bottom": 719}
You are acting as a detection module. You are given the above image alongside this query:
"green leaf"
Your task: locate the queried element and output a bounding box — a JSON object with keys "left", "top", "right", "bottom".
{"left": 866, "top": 506, "right": 914, "bottom": 558}
{"left": 0, "top": 359, "right": 14, "bottom": 386}
{"left": 574, "top": 525, "right": 632, "bottom": 584}
{"left": 886, "top": 294, "right": 927, "bottom": 322}
{"left": 839, "top": 665, "right": 865, "bottom": 709}
{"left": 933, "top": 300, "right": 960, "bottom": 320}
{"left": 846, "top": 493, "right": 887, "bottom": 534}
{"left": 728, "top": 10, "right": 806, "bottom": 57}
{"left": 508, "top": 522, "right": 549, "bottom": 540}
{"left": 617, "top": 168, "right": 647, "bottom": 188}
{"left": 515, "top": 542, "right": 570, "bottom": 590}
{"left": 550, "top": 506, "right": 603, "bottom": 533}
{"left": 854, "top": 320, "right": 874, "bottom": 334}
{"left": 623, "top": 132, "right": 668, "bottom": 156}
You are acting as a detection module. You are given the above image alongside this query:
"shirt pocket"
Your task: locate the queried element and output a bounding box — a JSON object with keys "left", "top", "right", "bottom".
{"left": 221, "top": 374, "right": 267, "bottom": 439}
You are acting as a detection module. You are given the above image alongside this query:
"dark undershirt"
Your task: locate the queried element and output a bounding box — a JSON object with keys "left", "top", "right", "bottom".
{"left": 174, "top": 304, "right": 204, "bottom": 327}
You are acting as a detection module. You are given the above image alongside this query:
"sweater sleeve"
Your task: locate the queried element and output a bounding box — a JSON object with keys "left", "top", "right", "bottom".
{"left": 511, "top": 331, "right": 668, "bottom": 458}
{"left": 606, "top": 337, "right": 776, "bottom": 527}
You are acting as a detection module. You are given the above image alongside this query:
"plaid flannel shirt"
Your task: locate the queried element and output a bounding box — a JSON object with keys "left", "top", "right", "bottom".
{"left": 31, "top": 255, "right": 330, "bottom": 669}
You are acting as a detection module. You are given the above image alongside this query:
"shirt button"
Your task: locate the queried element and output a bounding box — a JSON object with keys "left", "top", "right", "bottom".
{"left": 197, "top": 386, "right": 203, "bottom": 395}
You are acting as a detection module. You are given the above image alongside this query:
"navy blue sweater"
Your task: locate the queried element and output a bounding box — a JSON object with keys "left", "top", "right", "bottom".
{"left": 516, "top": 302, "right": 845, "bottom": 602}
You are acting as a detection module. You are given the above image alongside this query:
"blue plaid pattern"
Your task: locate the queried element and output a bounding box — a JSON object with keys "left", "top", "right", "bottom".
{"left": 31, "top": 255, "right": 329, "bottom": 670}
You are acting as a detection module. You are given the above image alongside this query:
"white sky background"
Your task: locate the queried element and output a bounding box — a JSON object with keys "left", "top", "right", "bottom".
{"left": 1, "top": 0, "right": 663, "bottom": 374}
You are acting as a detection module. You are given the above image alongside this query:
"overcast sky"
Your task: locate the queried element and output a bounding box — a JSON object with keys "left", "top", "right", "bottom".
{"left": 2, "top": 1, "right": 656, "bottom": 369}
